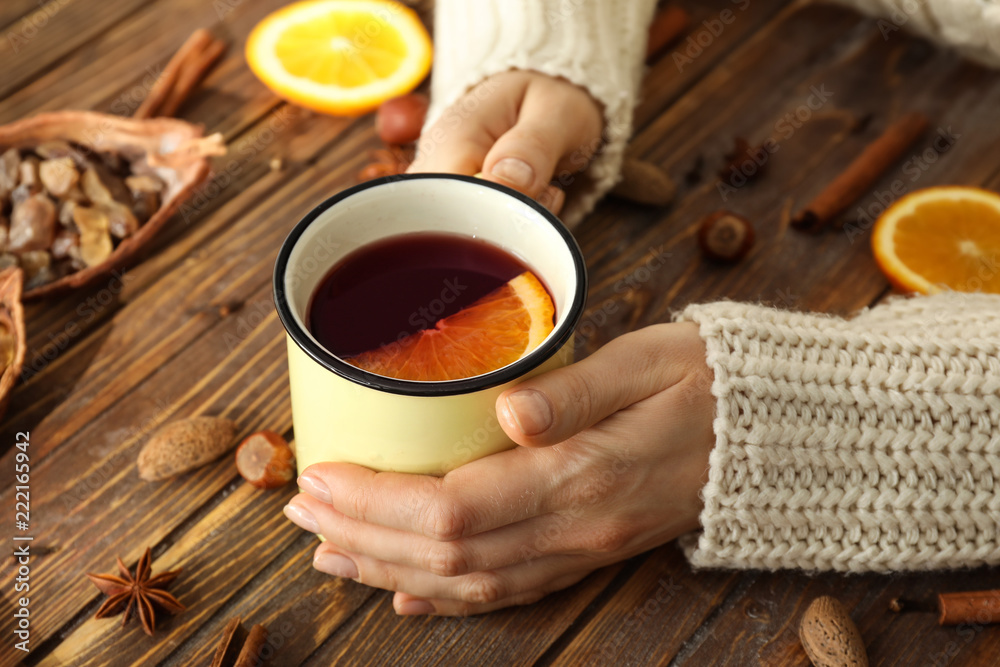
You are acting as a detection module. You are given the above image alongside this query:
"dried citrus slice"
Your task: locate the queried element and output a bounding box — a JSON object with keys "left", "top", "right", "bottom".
{"left": 872, "top": 186, "right": 1000, "bottom": 294}
{"left": 346, "top": 271, "right": 555, "bottom": 381}
{"left": 246, "top": 0, "right": 432, "bottom": 115}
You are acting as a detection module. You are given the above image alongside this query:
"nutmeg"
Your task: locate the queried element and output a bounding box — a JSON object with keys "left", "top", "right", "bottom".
{"left": 799, "top": 596, "right": 869, "bottom": 667}
{"left": 609, "top": 158, "right": 676, "bottom": 207}
{"left": 697, "top": 210, "right": 755, "bottom": 262}
{"left": 137, "top": 416, "right": 241, "bottom": 482}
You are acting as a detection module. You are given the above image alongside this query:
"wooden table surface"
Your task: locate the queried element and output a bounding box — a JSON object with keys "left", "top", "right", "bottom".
{"left": 2, "top": 0, "right": 1000, "bottom": 664}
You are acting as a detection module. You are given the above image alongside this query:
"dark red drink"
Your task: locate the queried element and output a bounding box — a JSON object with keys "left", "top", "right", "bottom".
{"left": 308, "top": 232, "right": 534, "bottom": 357}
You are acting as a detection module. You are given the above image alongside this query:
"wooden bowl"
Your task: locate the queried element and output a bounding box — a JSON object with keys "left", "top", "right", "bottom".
{"left": 0, "top": 268, "right": 25, "bottom": 424}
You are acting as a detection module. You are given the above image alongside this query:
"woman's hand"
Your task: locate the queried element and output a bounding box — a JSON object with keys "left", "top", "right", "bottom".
{"left": 406, "top": 70, "right": 604, "bottom": 215}
{"left": 283, "top": 323, "right": 717, "bottom": 616}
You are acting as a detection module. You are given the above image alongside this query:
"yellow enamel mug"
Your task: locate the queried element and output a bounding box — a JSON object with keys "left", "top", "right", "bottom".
{"left": 273, "top": 174, "right": 587, "bottom": 476}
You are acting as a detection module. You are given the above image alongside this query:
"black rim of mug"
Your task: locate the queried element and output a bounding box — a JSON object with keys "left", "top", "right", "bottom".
{"left": 272, "top": 173, "right": 588, "bottom": 397}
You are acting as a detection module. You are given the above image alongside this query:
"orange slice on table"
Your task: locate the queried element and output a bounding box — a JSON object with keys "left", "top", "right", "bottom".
{"left": 346, "top": 271, "right": 556, "bottom": 381}
{"left": 872, "top": 186, "right": 1000, "bottom": 294}
{"left": 246, "top": 0, "right": 432, "bottom": 115}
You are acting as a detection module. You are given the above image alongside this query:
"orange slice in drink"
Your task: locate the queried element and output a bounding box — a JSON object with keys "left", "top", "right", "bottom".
{"left": 872, "top": 186, "right": 1000, "bottom": 294}
{"left": 346, "top": 272, "right": 555, "bottom": 381}
{"left": 246, "top": 0, "right": 432, "bottom": 115}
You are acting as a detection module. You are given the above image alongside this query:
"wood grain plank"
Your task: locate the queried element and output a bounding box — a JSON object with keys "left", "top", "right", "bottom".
{"left": 2, "top": 105, "right": 360, "bottom": 452}
{"left": 302, "top": 567, "right": 623, "bottom": 667}
{"left": 2, "top": 284, "right": 292, "bottom": 667}
{"left": 544, "top": 545, "right": 735, "bottom": 666}
{"left": 670, "top": 568, "right": 1000, "bottom": 666}
{"left": 632, "top": 0, "right": 792, "bottom": 130}
{"left": 546, "top": 2, "right": 1000, "bottom": 664}
{"left": 0, "top": 121, "right": 379, "bottom": 660}
{"left": 5, "top": 0, "right": 1000, "bottom": 664}
{"left": 0, "top": 0, "right": 289, "bottom": 131}
{"left": 0, "top": 0, "right": 153, "bottom": 101}
{"left": 0, "top": 0, "right": 55, "bottom": 34}
{"left": 37, "top": 481, "right": 302, "bottom": 666}
{"left": 160, "top": 542, "right": 378, "bottom": 666}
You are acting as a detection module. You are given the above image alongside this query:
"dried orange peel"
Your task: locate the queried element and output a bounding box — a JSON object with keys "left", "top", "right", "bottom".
{"left": 246, "top": 0, "right": 432, "bottom": 116}
{"left": 872, "top": 186, "right": 1000, "bottom": 294}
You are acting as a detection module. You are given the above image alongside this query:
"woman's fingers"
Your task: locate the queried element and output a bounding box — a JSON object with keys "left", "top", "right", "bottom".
{"left": 539, "top": 184, "right": 565, "bottom": 215}
{"left": 313, "top": 540, "right": 596, "bottom": 609}
{"left": 480, "top": 80, "right": 602, "bottom": 199}
{"left": 297, "top": 443, "right": 564, "bottom": 541}
{"left": 392, "top": 571, "right": 589, "bottom": 616}
{"left": 407, "top": 72, "right": 519, "bottom": 174}
{"left": 497, "top": 324, "right": 700, "bottom": 447}
{"left": 407, "top": 107, "right": 492, "bottom": 174}
{"left": 288, "top": 489, "right": 614, "bottom": 576}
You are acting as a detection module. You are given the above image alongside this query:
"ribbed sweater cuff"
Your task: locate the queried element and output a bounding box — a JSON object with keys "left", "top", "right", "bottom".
{"left": 677, "top": 295, "right": 1000, "bottom": 573}
{"left": 428, "top": 0, "right": 658, "bottom": 226}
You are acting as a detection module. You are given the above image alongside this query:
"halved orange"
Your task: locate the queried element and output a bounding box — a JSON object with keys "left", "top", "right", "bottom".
{"left": 872, "top": 186, "right": 1000, "bottom": 294}
{"left": 346, "top": 272, "right": 555, "bottom": 381}
{"left": 246, "top": 0, "right": 432, "bottom": 116}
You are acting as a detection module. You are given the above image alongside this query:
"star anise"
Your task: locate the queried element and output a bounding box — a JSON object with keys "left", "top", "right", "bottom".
{"left": 86, "top": 547, "right": 186, "bottom": 636}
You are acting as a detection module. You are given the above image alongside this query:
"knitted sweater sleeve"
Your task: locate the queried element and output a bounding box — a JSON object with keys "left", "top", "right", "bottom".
{"left": 427, "top": 0, "right": 658, "bottom": 227}
{"left": 677, "top": 293, "right": 1000, "bottom": 573}
{"left": 830, "top": 0, "right": 1000, "bottom": 67}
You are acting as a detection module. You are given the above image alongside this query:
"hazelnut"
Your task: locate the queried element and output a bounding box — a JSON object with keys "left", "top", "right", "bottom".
{"left": 697, "top": 211, "right": 755, "bottom": 262}
{"left": 235, "top": 431, "right": 295, "bottom": 489}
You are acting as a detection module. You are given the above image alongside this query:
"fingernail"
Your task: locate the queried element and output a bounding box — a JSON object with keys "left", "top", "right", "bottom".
{"left": 505, "top": 389, "right": 553, "bottom": 435}
{"left": 491, "top": 158, "right": 534, "bottom": 190}
{"left": 543, "top": 186, "right": 565, "bottom": 214}
{"left": 298, "top": 473, "right": 332, "bottom": 503}
{"left": 396, "top": 599, "right": 435, "bottom": 616}
{"left": 314, "top": 551, "right": 359, "bottom": 579}
{"left": 283, "top": 503, "right": 319, "bottom": 533}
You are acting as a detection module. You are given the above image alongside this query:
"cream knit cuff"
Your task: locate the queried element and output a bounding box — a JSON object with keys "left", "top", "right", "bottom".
{"left": 830, "top": 0, "right": 1000, "bottom": 67}
{"left": 677, "top": 294, "right": 1000, "bottom": 573}
{"left": 427, "top": 0, "right": 658, "bottom": 227}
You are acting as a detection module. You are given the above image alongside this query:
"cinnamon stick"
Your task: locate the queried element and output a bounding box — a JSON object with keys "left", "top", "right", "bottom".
{"left": 938, "top": 590, "right": 1000, "bottom": 626}
{"left": 135, "top": 29, "right": 212, "bottom": 119}
{"left": 233, "top": 624, "right": 268, "bottom": 667}
{"left": 791, "top": 112, "right": 929, "bottom": 233}
{"left": 135, "top": 29, "right": 226, "bottom": 120}
{"left": 158, "top": 37, "right": 227, "bottom": 118}
{"left": 645, "top": 5, "right": 690, "bottom": 61}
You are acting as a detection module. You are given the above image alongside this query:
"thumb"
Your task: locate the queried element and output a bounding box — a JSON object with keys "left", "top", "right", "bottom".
{"left": 407, "top": 104, "right": 493, "bottom": 175}
{"left": 496, "top": 325, "right": 693, "bottom": 447}
{"left": 480, "top": 83, "right": 595, "bottom": 200}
